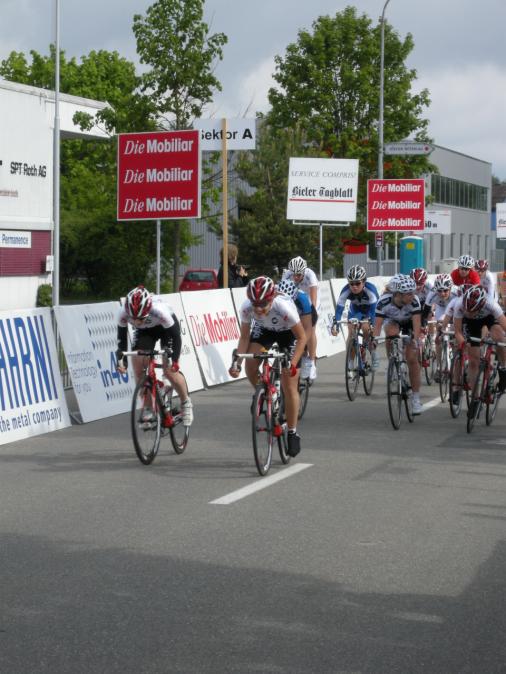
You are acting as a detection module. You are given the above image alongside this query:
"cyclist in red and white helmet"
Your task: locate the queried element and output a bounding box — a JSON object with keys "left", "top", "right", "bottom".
{"left": 451, "top": 255, "right": 480, "bottom": 287}
{"left": 425, "top": 274, "right": 457, "bottom": 381}
{"left": 475, "top": 259, "right": 496, "bottom": 300}
{"left": 453, "top": 285, "right": 506, "bottom": 404}
{"left": 410, "top": 267, "right": 433, "bottom": 323}
{"left": 229, "top": 276, "right": 307, "bottom": 457}
{"left": 116, "top": 286, "right": 193, "bottom": 426}
{"left": 282, "top": 256, "right": 320, "bottom": 380}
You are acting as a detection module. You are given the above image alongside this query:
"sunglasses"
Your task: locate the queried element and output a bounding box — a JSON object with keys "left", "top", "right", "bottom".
{"left": 252, "top": 300, "right": 271, "bottom": 308}
{"left": 349, "top": 281, "right": 363, "bottom": 287}
{"left": 458, "top": 267, "right": 471, "bottom": 271}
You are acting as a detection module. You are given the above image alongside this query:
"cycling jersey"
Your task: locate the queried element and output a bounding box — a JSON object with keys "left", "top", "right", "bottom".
{"left": 478, "top": 271, "right": 496, "bottom": 300}
{"left": 240, "top": 295, "right": 300, "bottom": 331}
{"left": 375, "top": 293, "right": 422, "bottom": 324}
{"left": 415, "top": 280, "right": 434, "bottom": 307}
{"left": 452, "top": 297, "right": 503, "bottom": 321}
{"left": 425, "top": 288, "right": 458, "bottom": 321}
{"left": 450, "top": 268, "right": 480, "bottom": 286}
{"left": 282, "top": 267, "right": 320, "bottom": 309}
{"left": 117, "top": 296, "right": 175, "bottom": 330}
{"left": 334, "top": 281, "right": 379, "bottom": 322}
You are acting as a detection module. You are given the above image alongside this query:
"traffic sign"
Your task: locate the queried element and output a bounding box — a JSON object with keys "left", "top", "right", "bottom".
{"left": 375, "top": 232, "right": 384, "bottom": 247}
{"left": 384, "top": 141, "right": 434, "bottom": 156}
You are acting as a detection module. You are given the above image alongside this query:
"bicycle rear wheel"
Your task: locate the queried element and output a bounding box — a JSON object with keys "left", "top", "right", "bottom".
{"left": 298, "top": 377, "right": 310, "bottom": 419}
{"left": 387, "top": 359, "right": 402, "bottom": 430}
{"left": 449, "top": 352, "right": 464, "bottom": 418}
{"left": 467, "top": 364, "right": 484, "bottom": 434}
{"left": 252, "top": 386, "right": 273, "bottom": 476}
{"left": 166, "top": 381, "right": 190, "bottom": 454}
{"left": 423, "top": 337, "right": 437, "bottom": 385}
{"left": 131, "top": 375, "right": 162, "bottom": 465}
{"left": 362, "top": 343, "right": 375, "bottom": 396}
{"left": 402, "top": 364, "right": 414, "bottom": 423}
{"left": 276, "top": 388, "right": 290, "bottom": 465}
{"left": 345, "top": 339, "right": 360, "bottom": 401}
{"left": 485, "top": 368, "right": 500, "bottom": 426}
{"left": 439, "top": 342, "right": 449, "bottom": 402}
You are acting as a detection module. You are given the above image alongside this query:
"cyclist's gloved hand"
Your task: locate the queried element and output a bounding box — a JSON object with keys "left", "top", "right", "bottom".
{"left": 331, "top": 321, "right": 338, "bottom": 337}
{"left": 229, "top": 364, "right": 241, "bottom": 378}
{"left": 115, "top": 349, "right": 127, "bottom": 371}
{"left": 170, "top": 360, "right": 180, "bottom": 373}
{"left": 288, "top": 364, "right": 298, "bottom": 377}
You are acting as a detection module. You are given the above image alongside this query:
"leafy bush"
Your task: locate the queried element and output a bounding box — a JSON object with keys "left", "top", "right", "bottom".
{"left": 36, "top": 284, "right": 53, "bottom": 307}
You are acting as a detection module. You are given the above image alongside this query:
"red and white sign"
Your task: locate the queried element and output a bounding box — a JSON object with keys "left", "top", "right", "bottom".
{"left": 117, "top": 130, "right": 200, "bottom": 221}
{"left": 367, "top": 179, "right": 425, "bottom": 231}
{"left": 374, "top": 232, "right": 384, "bottom": 247}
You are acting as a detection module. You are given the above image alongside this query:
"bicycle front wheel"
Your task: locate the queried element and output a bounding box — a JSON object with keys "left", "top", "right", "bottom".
{"left": 486, "top": 386, "right": 501, "bottom": 426}
{"left": 387, "top": 359, "right": 402, "bottom": 430}
{"left": 423, "top": 337, "right": 436, "bottom": 385}
{"left": 362, "top": 343, "right": 375, "bottom": 396}
{"left": 449, "top": 352, "right": 464, "bottom": 418}
{"left": 467, "top": 364, "right": 485, "bottom": 434}
{"left": 345, "top": 339, "right": 360, "bottom": 401}
{"left": 252, "top": 386, "right": 273, "bottom": 476}
{"left": 298, "top": 377, "right": 310, "bottom": 419}
{"left": 402, "top": 364, "right": 414, "bottom": 423}
{"left": 439, "top": 342, "right": 449, "bottom": 402}
{"left": 131, "top": 375, "right": 162, "bottom": 465}
{"left": 166, "top": 382, "right": 190, "bottom": 454}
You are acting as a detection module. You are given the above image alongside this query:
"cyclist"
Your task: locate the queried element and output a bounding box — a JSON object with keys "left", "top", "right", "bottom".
{"left": 450, "top": 255, "right": 480, "bottom": 287}
{"left": 373, "top": 274, "right": 424, "bottom": 414}
{"left": 277, "top": 278, "right": 313, "bottom": 379}
{"left": 282, "top": 256, "right": 319, "bottom": 379}
{"left": 410, "top": 268, "right": 433, "bottom": 324}
{"left": 475, "top": 259, "right": 496, "bottom": 300}
{"left": 453, "top": 285, "right": 506, "bottom": 415}
{"left": 229, "top": 276, "right": 307, "bottom": 457}
{"left": 424, "top": 274, "right": 458, "bottom": 381}
{"left": 332, "top": 265, "right": 380, "bottom": 369}
{"left": 116, "top": 286, "right": 193, "bottom": 426}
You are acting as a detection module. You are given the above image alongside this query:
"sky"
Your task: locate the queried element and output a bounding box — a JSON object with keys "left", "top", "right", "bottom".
{"left": 2, "top": 0, "right": 506, "bottom": 178}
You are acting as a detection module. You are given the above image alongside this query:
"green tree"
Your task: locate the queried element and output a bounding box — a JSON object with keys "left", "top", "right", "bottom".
{"left": 133, "top": 0, "right": 227, "bottom": 288}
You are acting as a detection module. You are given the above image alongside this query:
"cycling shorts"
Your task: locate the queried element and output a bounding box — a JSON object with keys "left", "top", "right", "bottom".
{"left": 383, "top": 318, "right": 413, "bottom": 336}
{"left": 463, "top": 315, "right": 497, "bottom": 344}
{"left": 249, "top": 327, "right": 298, "bottom": 364}
{"left": 132, "top": 325, "right": 169, "bottom": 350}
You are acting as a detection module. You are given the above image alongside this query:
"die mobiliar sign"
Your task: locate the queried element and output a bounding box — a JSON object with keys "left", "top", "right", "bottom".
{"left": 367, "top": 179, "right": 425, "bottom": 231}
{"left": 117, "top": 130, "right": 201, "bottom": 220}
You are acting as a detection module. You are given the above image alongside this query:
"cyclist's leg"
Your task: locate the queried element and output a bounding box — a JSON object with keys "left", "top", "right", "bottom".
{"left": 246, "top": 326, "right": 273, "bottom": 387}
{"left": 463, "top": 318, "right": 484, "bottom": 389}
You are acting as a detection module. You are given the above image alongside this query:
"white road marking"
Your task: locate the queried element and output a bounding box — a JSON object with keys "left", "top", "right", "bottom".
{"left": 209, "top": 463, "right": 313, "bottom": 505}
{"left": 423, "top": 396, "right": 443, "bottom": 411}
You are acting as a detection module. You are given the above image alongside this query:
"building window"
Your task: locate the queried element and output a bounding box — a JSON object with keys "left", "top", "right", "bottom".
{"left": 431, "top": 175, "right": 488, "bottom": 211}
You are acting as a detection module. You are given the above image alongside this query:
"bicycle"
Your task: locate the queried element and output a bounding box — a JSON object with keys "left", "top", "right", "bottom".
{"left": 448, "top": 342, "right": 470, "bottom": 418}
{"left": 123, "top": 349, "right": 190, "bottom": 464}
{"left": 232, "top": 347, "right": 290, "bottom": 476}
{"left": 466, "top": 336, "right": 506, "bottom": 433}
{"left": 337, "top": 318, "right": 375, "bottom": 401}
{"left": 437, "top": 327, "right": 455, "bottom": 402}
{"left": 385, "top": 335, "right": 414, "bottom": 430}
{"left": 420, "top": 321, "right": 437, "bottom": 385}
{"left": 298, "top": 371, "right": 311, "bottom": 419}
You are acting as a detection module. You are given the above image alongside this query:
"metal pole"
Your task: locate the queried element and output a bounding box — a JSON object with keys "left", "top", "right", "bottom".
{"left": 319, "top": 223, "right": 323, "bottom": 281}
{"left": 221, "top": 118, "right": 228, "bottom": 288}
{"left": 377, "top": 0, "right": 391, "bottom": 277}
{"left": 52, "top": 0, "right": 60, "bottom": 307}
{"left": 156, "top": 219, "right": 161, "bottom": 293}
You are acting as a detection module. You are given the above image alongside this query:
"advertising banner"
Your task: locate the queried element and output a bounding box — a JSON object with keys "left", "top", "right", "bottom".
{"left": 287, "top": 158, "right": 359, "bottom": 222}
{"left": 316, "top": 281, "right": 342, "bottom": 357}
{"left": 194, "top": 118, "right": 256, "bottom": 150}
{"left": 424, "top": 209, "right": 451, "bottom": 235}
{"left": 230, "top": 286, "right": 248, "bottom": 319}
{"left": 117, "top": 130, "right": 200, "bottom": 221}
{"left": 181, "top": 289, "right": 243, "bottom": 386}
{"left": 0, "top": 308, "right": 71, "bottom": 446}
{"left": 497, "top": 203, "right": 506, "bottom": 239}
{"left": 367, "top": 179, "right": 425, "bottom": 231}
{"left": 54, "top": 302, "right": 135, "bottom": 423}
{"left": 158, "top": 293, "right": 204, "bottom": 393}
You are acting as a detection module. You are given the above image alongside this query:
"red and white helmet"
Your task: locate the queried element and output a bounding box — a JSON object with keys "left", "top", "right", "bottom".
{"left": 410, "top": 267, "right": 428, "bottom": 285}
{"left": 433, "top": 273, "right": 452, "bottom": 292}
{"left": 247, "top": 276, "right": 276, "bottom": 305}
{"left": 463, "top": 285, "right": 487, "bottom": 313}
{"left": 456, "top": 282, "right": 474, "bottom": 297}
{"left": 475, "top": 259, "right": 489, "bottom": 272}
{"left": 125, "top": 286, "right": 152, "bottom": 319}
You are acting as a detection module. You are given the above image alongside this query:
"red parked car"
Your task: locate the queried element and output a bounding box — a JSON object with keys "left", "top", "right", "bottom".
{"left": 179, "top": 268, "right": 219, "bottom": 291}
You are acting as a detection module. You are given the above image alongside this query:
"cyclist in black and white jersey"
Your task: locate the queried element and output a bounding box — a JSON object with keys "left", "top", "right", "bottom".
{"left": 373, "top": 274, "right": 424, "bottom": 414}
{"left": 424, "top": 274, "right": 457, "bottom": 381}
{"left": 453, "top": 286, "right": 506, "bottom": 409}
{"left": 410, "top": 267, "right": 433, "bottom": 324}
{"left": 229, "top": 276, "right": 307, "bottom": 457}
{"left": 282, "top": 256, "right": 319, "bottom": 379}
{"left": 116, "top": 286, "right": 193, "bottom": 425}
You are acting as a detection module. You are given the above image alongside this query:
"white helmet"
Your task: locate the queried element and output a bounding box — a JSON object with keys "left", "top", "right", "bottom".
{"left": 458, "top": 254, "right": 475, "bottom": 269}
{"left": 347, "top": 265, "right": 367, "bottom": 282}
{"left": 390, "top": 274, "right": 416, "bottom": 294}
{"left": 276, "top": 279, "right": 298, "bottom": 301}
{"left": 433, "top": 273, "right": 452, "bottom": 292}
{"left": 288, "top": 256, "right": 307, "bottom": 274}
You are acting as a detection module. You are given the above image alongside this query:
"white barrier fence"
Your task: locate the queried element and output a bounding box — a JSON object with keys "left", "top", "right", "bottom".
{"left": 1, "top": 272, "right": 500, "bottom": 443}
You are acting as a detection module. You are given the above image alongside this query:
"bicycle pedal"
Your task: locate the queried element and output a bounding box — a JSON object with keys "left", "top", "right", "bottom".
{"left": 273, "top": 424, "right": 284, "bottom": 437}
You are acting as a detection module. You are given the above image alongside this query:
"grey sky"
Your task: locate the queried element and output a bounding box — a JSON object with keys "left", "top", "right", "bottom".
{"left": 3, "top": 0, "right": 506, "bottom": 177}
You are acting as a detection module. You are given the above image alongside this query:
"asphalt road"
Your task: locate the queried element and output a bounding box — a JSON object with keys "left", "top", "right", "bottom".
{"left": 2, "top": 351, "right": 506, "bottom": 673}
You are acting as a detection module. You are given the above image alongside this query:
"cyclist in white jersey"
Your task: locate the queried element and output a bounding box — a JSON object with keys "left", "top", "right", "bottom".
{"left": 475, "top": 259, "right": 496, "bottom": 300}
{"left": 282, "top": 256, "right": 319, "bottom": 379}
{"left": 229, "top": 276, "right": 307, "bottom": 457}
{"left": 425, "top": 274, "right": 457, "bottom": 381}
{"left": 374, "top": 274, "right": 424, "bottom": 414}
{"left": 116, "top": 286, "right": 193, "bottom": 425}
{"left": 453, "top": 286, "right": 506, "bottom": 414}
{"left": 410, "top": 267, "right": 433, "bottom": 324}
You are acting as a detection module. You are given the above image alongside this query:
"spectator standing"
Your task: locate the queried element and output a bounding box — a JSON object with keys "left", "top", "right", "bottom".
{"left": 217, "top": 244, "right": 248, "bottom": 288}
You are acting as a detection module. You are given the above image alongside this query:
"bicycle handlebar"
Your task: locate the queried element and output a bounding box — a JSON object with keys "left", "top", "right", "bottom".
{"left": 468, "top": 337, "right": 506, "bottom": 347}
{"left": 121, "top": 349, "right": 173, "bottom": 358}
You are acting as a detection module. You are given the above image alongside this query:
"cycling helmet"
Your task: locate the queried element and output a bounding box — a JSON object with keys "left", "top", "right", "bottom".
{"left": 247, "top": 276, "right": 276, "bottom": 305}
{"left": 456, "top": 282, "right": 474, "bottom": 297}
{"left": 288, "top": 256, "right": 307, "bottom": 274}
{"left": 475, "top": 259, "right": 489, "bottom": 272}
{"left": 347, "top": 265, "right": 367, "bottom": 283}
{"left": 125, "top": 286, "right": 152, "bottom": 319}
{"left": 458, "top": 254, "right": 475, "bottom": 269}
{"left": 391, "top": 274, "right": 416, "bottom": 294}
{"left": 463, "top": 285, "right": 487, "bottom": 313}
{"left": 433, "top": 273, "right": 452, "bottom": 292}
{"left": 276, "top": 278, "right": 298, "bottom": 301}
{"left": 410, "top": 267, "right": 428, "bottom": 285}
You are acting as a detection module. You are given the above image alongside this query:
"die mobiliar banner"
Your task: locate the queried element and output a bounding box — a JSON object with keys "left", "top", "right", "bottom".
{"left": 367, "top": 179, "right": 425, "bottom": 231}
{"left": 117, "top": 130, "right": 201, "bottom": 220}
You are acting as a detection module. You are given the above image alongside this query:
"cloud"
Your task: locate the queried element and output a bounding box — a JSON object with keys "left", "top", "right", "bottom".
{"left": 417, "top": 63, "right": 506, "bottom": 178}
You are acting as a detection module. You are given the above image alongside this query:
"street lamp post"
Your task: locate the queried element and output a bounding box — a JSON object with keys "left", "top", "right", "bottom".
{"left": 377, "top": 0, "right": 391, "bottom": 276}
{"left": 52, "top": 0, "right": 60, "bottom": 307}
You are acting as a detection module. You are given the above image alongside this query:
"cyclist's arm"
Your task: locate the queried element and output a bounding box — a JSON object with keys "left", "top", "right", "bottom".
{"left": 454, "top": 317, "right": 465, "bottom": 346}
{"left": 308, "top": 284, "right": 318, "bottom": 308}
{"left": 160, "top": 317, "right": 182, "bottom": 362}
{"left": 497, "top": 313, "right": 506, "bottom": 332}
{"left": 234, "top": 322, "right": 252, "bottom": 365}
{"left": 117, "top": 325, "right": 128, "bottom": 353}
{"left": 412, "top": 313, "right": 422, "bottom": 342}
{"left": 373, "top": 315, "right": 384, "bottom": 338}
